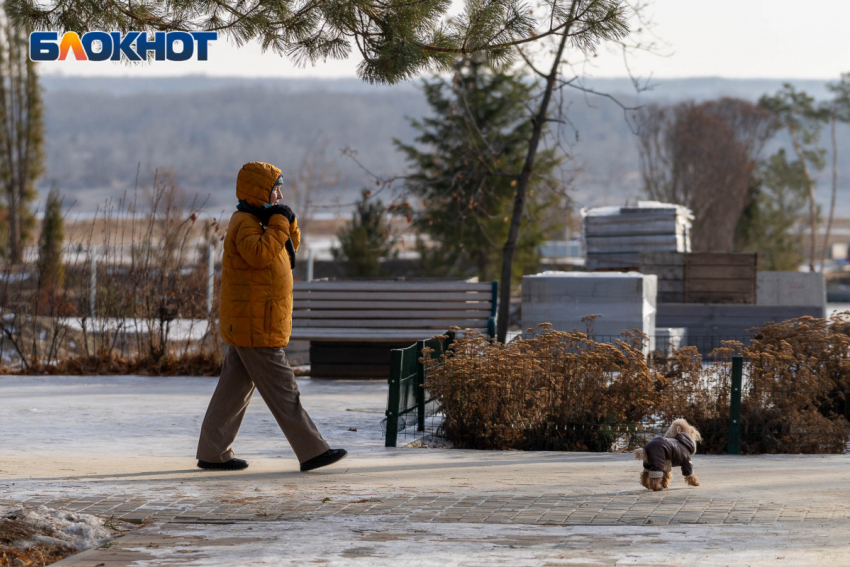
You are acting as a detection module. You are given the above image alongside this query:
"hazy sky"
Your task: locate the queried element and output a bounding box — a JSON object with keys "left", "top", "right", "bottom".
{"left": 38, "top": 0, "right": 850, "bottom": 80}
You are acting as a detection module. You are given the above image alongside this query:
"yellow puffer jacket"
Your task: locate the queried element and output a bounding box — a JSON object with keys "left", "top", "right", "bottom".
{"left": 219, "top": 162, "right": 300, "bottom": 348}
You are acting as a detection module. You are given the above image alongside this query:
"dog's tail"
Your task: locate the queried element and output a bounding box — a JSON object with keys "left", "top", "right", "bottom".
{"left": 633, "top": 448, "right": 647, "bottom": 462}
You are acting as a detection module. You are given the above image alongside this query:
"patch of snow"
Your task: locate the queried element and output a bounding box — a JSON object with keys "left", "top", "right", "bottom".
{"left": 0, "top": 273, "right": 31, "bottom": 282}
{"left": 403, "top": 435, "right": 453, "bottom": 449}
{"left": 527, "top": 270, "right": 647, "bottom": 278}
{"left": 2, "top": 505, "right": 115, "bottom": 551}
{"left": 59, "top": 317, "right": 211, "bottom": 341}
{"left": 581, "top": 201, "right": 694, "bottom": 218}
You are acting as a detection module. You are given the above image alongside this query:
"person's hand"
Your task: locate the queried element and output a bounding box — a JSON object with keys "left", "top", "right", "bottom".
{"left": 265, "top": 204, "right": 296, "bottom": 223}
{"left": 285, "top": 238, "right": 296, "bottom": 269}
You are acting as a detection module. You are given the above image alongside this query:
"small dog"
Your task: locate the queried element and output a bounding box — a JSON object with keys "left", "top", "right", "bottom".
{"left": 634, "top": 419, "right": 702, "bottom": 491}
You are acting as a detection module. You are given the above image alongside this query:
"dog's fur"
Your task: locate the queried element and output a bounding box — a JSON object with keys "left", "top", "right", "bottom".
{"left": 634, "top": 419, "right": 702, "bottom": 491}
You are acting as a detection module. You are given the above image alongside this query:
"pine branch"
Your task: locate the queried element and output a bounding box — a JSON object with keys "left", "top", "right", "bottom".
{"left": 6, "top": 0, "right": 629, "bottom": 84}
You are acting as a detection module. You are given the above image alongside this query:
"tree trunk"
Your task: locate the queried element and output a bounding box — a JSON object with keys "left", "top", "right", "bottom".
{"left": 496, "top": 25, "right": 572, "bottom": 343}
{"left": 788, "top": 126, "right": 818, "bottom": 272}
{"left": 0, "top": 23, "right": 43, "bottom": 264}
{"left": 7, "top": 182, "right": 19, "bottom": 262}
{"left": 821, "top": 116, "right": 838, "bottom": 268}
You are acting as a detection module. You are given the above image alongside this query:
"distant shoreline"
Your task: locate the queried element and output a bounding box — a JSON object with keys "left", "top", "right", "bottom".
{"left": 39, "top": 75, "right": 838, "bottom": 100}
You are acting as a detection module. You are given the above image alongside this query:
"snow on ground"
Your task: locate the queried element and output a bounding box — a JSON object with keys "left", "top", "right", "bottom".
{"left": 1, "top": 505, "right": 117, "bottom": 551}
{"left": 58, "top": 317, "right": 212, "bottom": 342}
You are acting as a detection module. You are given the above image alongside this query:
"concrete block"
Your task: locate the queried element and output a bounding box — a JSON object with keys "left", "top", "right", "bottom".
{"left": 521, "top": 272, "right": 657, "bottom": 347}
{"left": 656, "top": 303, "right": 825, "bottom": 353}
{"left": 756, "top": 272, "right": 825, "bottom": 308}
{"left": 653, "top": 327, "right": 687, "bottom": 353}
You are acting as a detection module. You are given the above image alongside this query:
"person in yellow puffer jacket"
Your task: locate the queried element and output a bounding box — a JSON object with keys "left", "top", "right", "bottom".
{"left": 196, "top": 161, "right": 348, "bottom": 473}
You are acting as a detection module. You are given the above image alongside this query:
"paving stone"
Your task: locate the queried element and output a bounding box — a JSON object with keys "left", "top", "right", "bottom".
{"left": 8, "top": 490, "right": 850, "bottom": 530}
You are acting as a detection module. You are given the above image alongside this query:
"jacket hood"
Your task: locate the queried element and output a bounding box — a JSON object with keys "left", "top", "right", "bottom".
{"left": 236, "top": 162, "right": 282, "bottom": 208}
{"left": 674, "top": 432, "right": 696, "bottom": 455}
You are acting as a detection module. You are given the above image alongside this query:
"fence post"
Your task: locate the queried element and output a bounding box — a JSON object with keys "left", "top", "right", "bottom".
{"left": 416, "top": 340, "right": 426, "bottom": 432}
{"left": 488, "top": 280, "right": 498, "bottom": 339}
{"left": 385, "top": 349, "right": 402, "bottom": 447}
{"left": 728, "top": 356, "right": 743, "bottom": 455}
{"left": 206, "top": 243, "right": 215, "bottom": 316}
{"left": 89, "top": 248, "right": 97, "bottom": 318}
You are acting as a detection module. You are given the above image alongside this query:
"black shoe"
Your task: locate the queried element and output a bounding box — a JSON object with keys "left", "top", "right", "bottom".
{"left": 197, "top": 458, "right": 249, "bottom": 471}
{"left": 300, "top": 449, "right": 348, "bottom": 472}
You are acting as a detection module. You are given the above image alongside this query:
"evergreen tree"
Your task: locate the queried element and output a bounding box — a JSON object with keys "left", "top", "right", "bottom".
{"left": 759, "top": 85, "right": 828, "bottom": 271}
{"left": 736, "top": 149, "right": 809, "bottom": 271}
{"left": 0, "top": 16, "right": 44, "bottom": 262}
{"left": 36, "top": 186, "right": 64, "bottom": 289}
{"left": 333, "top": 189, "right": 397, "bottom": 278}
{"left": 397, "top": 56, "right": 561, "bottom": 284}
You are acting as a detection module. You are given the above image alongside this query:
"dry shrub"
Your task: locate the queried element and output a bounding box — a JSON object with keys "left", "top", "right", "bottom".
{"left": 427, "top": 318, "right": 850, "bottom": 454}
{"left": 426, "top": 325, "right": 659, "bottom": 451}
{"left": 737, "top": 314, "right": 850, "bottom": 454}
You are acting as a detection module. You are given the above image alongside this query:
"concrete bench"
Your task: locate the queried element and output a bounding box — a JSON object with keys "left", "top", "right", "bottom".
{"left": 291, "top": 280, "right": 496, "bottom": 377}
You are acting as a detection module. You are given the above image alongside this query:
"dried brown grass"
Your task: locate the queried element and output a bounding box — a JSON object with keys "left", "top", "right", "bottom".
{"left": 0, "top": 518, "right": 75, "bottom": 567}
{"left": 1, "top": 352, "right": 222, "bottom": 376}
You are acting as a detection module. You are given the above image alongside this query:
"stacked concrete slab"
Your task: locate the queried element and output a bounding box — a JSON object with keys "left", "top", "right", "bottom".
{"left": 656, "top": 304, "right": 825, "bottom": 352}
{"left": 582, "top": 201, "right": 692, "bottom": 271}
{"left": 521, "top": 272, "right": 657, "bottom": 349}
{"left": 639, "top": 251, "right": 684, "bottom": 303}
{"left": 756, "top": 272, "right": 825, "bottom": 312}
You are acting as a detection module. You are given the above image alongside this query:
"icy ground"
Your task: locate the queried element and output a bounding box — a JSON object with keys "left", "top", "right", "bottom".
{"left": 2, "top": 375, "right": 850, "bottom": 566}
{"left": 122, "top": 520, "right": 850, "bottom": 567}
{"left": 0, "top": 374, "right": 386, "bottom": 464}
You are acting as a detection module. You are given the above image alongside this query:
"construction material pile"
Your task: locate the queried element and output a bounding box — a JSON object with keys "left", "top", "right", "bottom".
{"left": 582, "top": 202, "right": 692, "bottom": 271}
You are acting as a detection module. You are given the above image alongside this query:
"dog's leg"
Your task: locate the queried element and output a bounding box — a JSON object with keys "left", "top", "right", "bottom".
{"left": 684, "top": 474, "right": 700, "bottom": 487}
{"left": 661, "top": 471, "right": 672, "bottom": 489}
{"left": 648, "top": 477, "right": 664, "bottom": 491}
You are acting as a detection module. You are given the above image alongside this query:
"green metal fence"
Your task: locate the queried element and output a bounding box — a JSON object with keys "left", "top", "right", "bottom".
{"left": 384, "top": 332, "right": 454, "bottom": 447}
{"left": 728, "top": 356, "right": 743, "bottom": 455}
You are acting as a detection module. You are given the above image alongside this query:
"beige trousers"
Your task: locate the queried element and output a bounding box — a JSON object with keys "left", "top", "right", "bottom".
{"left": 196, "top": 345, "right": 330, "bottom": 464}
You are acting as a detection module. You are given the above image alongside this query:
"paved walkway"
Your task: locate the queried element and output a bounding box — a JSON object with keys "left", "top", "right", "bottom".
{"left": 2, "top": 375, "right": 849, "bottom": 566}
{"left": 4, "top": 491, "right": 848, "bottom": 527}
